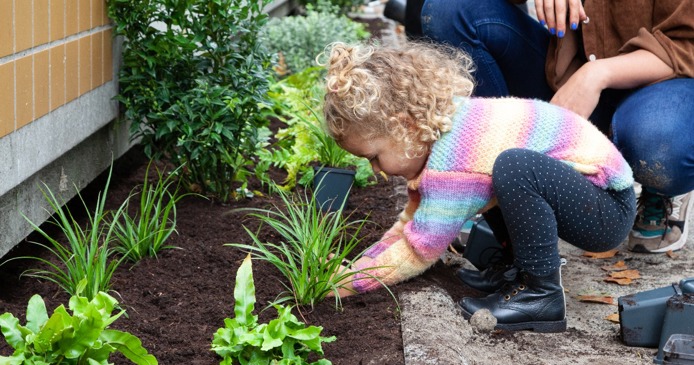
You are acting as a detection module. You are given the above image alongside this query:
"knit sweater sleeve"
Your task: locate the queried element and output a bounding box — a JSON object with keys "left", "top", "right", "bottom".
{"left": 351, "top": 171, "right": 493, "bottom": 293}
{"left": 362, "top": 187, "right": 420, "bottom": 259}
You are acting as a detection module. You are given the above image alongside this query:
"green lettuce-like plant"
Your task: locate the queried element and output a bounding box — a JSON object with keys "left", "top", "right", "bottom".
{"left": 258, "top": 67, "right": 374, "bottom": 191}
{"left": 0, "top": 285, "right": 157, "bottom": 364}
{"left": 211, "top": 254, "right": 335, "bottom": 365}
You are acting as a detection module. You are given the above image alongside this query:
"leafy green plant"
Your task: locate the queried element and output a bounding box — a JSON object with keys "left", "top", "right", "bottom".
{"left": 0, "top": 285, "right": 157, "bottom": 364}
{"left": 227, "top": 186, "right": 387, "bottom": 309}
{"left": 258, "top": 67, "right": 374, "bottom": 190}
{"left": 298, "top": 0, "right": 366, "bottom": 15}
{"left": 260, "top": 2, "right": 370, "bottom": 76}
{"left": 112, "top": 162, "right": 195, "bottom": 263}
{"left": 212, "top": 254, "right": 335, "bottom": 365}
{"left": 108, "top": 0, "right": 274, "bottom": 201}
{"left": 15, "top": 167, "right": 125, "bottom": 300}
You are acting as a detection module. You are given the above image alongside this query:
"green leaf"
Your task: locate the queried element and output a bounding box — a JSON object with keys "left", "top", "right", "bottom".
{"left": 0, "top": 353, "right": 27, "bottom": 365}
{"left": 233, "top": 254, "right": 256, "bottom": 327}
{"left": 0, "top": 313, "right": 25, "bottom": 350}
{"left": 25, "top": 294, "right": 49, "bottom": 334}
{"left": 100, "top": 329, "right": 158, "bottom": 365}
{"left": 33, "top": 305, "right": 71, "bottom": 353}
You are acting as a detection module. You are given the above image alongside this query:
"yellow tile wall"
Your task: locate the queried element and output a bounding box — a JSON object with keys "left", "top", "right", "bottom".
{"left": 15, "top": 0, "right": 33, "bottom": 53}
{"left": 16, "top": 55, "right": 33, "bottom": 129}
{"left": 35, "top": 0, "right": 49, "bottom": 47}
{"left": 0, "top": 62, "right": 14, "bottom": 137}
{"left": 0, "top": 1, "right": 13, "bottom": 58}
{"left": 91, "top": 32, "right": 103, "bottom": 89}
{"left": 66, "top": 0, "right": 79, "bottom": 36}
{"left": 51, "top": 0, "right": 66, "bottom": 42}
{"left": 65, "top": 40, "right": 79, "bottom": 103}
{"left": 50, "top": 44, "right": 66, "bottom": 110}
{"left": 0, "top": 1, "right": 113, "bottom": 136}
{"left": 104, "top": 29, "right": 113, "bottom": 82}
{"left": 78, "top": 36, "right": 92, "bottom": 94}
{"left": 79, "top": 0, "right": 91, "bottom": 33}
{"left": 34, "top": 50, "right": 49, "bottom": 119}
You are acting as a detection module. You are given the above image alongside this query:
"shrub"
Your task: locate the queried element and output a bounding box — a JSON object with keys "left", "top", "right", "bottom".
{"left": 0, "top": 288, "right": 157, "bottom": 364}
{"left": 298, "top": 0, "right": 367, "bottom": 16}
{"left": 260, "top": 2, "right": 370, "bottom": 76}
{"left": 211, "top": 254, "right": 335, "bottom": 365}
{"left": 108, "top": 0, "right": 274, "bottom": 201}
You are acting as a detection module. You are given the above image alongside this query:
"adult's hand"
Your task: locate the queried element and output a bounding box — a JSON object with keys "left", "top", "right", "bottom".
{"left": 550, "top": 61, "right": 604, "bottom": 118}
{"left": 534, "top": 0, "right": 587, "bottom": 37}
{"left": 552, "top": 50, "right": 674, "bottom": 118}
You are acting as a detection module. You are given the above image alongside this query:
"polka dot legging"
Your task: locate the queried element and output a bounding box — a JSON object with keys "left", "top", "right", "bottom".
{"left": 491, "top": 148, "right": 637, "bottom": 276}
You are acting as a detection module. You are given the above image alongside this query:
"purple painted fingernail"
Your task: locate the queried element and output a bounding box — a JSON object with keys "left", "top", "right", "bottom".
{"left": 540, "top": 20, "right": 546, "bottom": 26}
{"left": 571, "top": 22, "right": 578, "bottom": 30}
{"left": 558, "top": 30, "right": 565, "bottom": 38}
{"left": 550, "top": 27, "right": 556, "bottom": 35}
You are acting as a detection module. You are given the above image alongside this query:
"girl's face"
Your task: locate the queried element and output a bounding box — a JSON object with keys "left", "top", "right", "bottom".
{"left": 340, "top": 134, "right": 428, "bottom": 181}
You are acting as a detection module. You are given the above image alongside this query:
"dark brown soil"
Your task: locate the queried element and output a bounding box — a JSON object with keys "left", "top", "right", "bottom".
{"left": 0, "top": 146, "right": 474, "bottom": 365}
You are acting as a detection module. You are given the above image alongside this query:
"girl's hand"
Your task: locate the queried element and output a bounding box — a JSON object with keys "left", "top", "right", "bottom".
{"left": 550, "top": 61, "right": 605, "bottom": 118}
{"left": 325, "top": 255, "right": 372, "bottom": 298}
{"left": 534, "top": 0, "right": 587, "bottom": 38}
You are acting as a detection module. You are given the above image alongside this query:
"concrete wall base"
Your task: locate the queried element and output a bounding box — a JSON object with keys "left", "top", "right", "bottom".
{"left": 0, "top": 118, "right": 133, "bottom": 258}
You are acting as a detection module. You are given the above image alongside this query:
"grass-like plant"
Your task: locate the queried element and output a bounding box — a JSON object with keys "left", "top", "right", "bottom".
{"left": 227, "top": 186, "right": 388, "bottom": 309}
{"left": 212, "top": 254, "right": 335, "bottom": 365}
{"left": 14, "top": 167, "right": 125, "bottom": 300}
{"left": 112, "top": 163, "right": 192, "bottom": 262}
{"left": 0, "top": 282, "right": 158, "bottom": 364}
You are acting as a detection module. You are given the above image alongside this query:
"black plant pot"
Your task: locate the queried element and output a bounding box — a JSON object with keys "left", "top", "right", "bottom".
{"left": 313, "top": 166, "right": 356, "bottom": 212}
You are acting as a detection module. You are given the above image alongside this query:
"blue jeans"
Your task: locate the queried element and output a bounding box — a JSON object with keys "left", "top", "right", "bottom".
{"left": 422, "top": 0, "right": 694, "bottom": 196}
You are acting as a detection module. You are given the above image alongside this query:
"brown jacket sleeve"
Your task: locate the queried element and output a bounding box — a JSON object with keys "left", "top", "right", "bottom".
{"left": 546, "top": 0, "right": 694, "bottom": 90}
{"left": 620, "top": 1, "right": 694, "bottom": 78}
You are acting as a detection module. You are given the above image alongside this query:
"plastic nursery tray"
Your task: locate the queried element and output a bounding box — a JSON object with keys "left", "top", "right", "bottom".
{"left": 662, "top": 334, "right": 694, "bottom": 365}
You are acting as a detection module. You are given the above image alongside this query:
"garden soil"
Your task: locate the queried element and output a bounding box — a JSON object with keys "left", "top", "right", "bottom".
{"left": 3, "top": 144, "right": 694, "bottom": 365}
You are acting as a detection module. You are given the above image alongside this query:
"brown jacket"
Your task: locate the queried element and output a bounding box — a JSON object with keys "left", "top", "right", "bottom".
{"left": 539, "top": 0, "right": 694, "bottom": 90}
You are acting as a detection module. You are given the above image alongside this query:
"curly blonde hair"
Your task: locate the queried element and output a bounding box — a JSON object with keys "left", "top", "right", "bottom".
{"left": 321, "top": 41, "right": 475, "bottom": 158}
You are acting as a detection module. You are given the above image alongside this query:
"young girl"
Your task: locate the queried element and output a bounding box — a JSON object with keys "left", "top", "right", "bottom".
{"left": 322, "top": 42, "right": 636, "bottom": 333}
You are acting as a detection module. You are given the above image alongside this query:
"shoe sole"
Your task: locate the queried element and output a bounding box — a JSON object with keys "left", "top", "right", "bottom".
{"left": 632, "top": 193, "right": 694, "bottom": 253}
{"left": 459, "top": 306, "right": 567, "bottom": 333}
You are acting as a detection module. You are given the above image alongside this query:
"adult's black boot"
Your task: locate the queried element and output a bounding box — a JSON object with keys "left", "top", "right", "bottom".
{"left": 455, "top": 264, "right": 516, "bottom": 293}
{"left": 458, "top": 269, "right": 567, "bottom": 333}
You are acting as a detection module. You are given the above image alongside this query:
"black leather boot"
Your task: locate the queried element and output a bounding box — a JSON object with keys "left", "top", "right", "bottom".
{"left": 458, "top": 269, "right": 567, "bottom": 333}
{"left": 455, "top": 264, "right": 516, "bottom": 293}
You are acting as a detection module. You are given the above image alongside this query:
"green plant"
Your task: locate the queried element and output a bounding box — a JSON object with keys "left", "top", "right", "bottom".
{"left": 258, "top": 67, "right": 374, "bottom": 190}
{"left": 212, "top": 254, "right": 335, "bottom": 365}
{"left": 227, "top": 186, "right": 387, "bottom": 309}
{"left": 112, "top": 162, "right": 195, "bottom": 263}
{"left": 108, "top": 0, "right": 274, "bottom": 201}
{"left": 0, "top": 285, "right": 157, "bottom": 364}
{"left": 260, "top": 2, "right": 370, "bottom": 76}
{"left": 15, "top": 167, "right": 125, "bottom": 300}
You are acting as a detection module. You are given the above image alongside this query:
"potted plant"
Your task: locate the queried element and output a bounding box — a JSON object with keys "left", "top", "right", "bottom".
{"left": 301, "top": 119, "right": 357, "bottom": 212}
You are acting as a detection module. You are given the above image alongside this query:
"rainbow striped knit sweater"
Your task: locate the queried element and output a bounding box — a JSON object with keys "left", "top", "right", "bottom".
{"left": 352, "top": 97, "right": 634, "bottom": 293}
